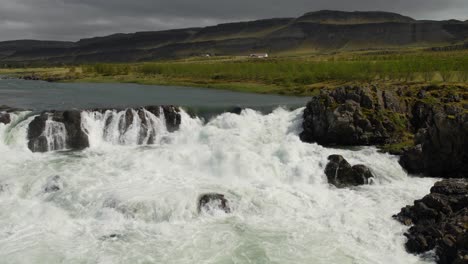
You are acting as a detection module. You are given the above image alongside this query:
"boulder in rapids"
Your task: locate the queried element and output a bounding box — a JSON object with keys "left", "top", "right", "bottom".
{"left": 198, "top": 193, "right": 231, "bottom": 214}
{"left": 27, "top": 114, "right": 49, "bottom": 152}
{"left": 0, "top": 112, "right": 10, "bottom": 125}
{"left": 58, "top": 110, "right": 89, "bottom": 150}
{"left": 229, "top": 106, "right": 243, "bottom": 115}
{"left": 162, "top": 106, "right": 181, "bottom": 132}
{"left": 27, "top": 110, "right": 90, "bottom": 152}
{"left": 44, "top": 175, "right": 63, "bottom": 193}
{"left": 394, "top": 179, "right": 468, "bottom": 264}
{"left": 100, "top": 234, "right": 123, "bottom": 241}
{"left": 324, "top": 155, "right": 374, "bottom": 188}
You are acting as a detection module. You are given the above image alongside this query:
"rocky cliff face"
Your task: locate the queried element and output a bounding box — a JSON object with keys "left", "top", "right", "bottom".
{"left": 300, "top": 84, "right": 467, "bottom": 178}
{"left": 300, "top": 85, "right": 409, "bottom": 146}
{"left": 400, "top": 105, "right": 467, "bottom": 178}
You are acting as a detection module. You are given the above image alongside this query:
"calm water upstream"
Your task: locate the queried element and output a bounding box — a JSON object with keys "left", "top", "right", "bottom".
{"left": 0, "top": 79, "right": 436, "bottom": 264}
{"left": 0, "top": 79, "right": 308, "bottom": 112}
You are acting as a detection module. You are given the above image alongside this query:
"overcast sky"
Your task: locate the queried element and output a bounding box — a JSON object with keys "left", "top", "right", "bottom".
{"left": 0, "top": 0, "right": 467, "bottom": 42}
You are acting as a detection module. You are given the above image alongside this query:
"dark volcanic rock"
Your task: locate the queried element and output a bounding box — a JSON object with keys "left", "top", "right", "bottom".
{"left": 26, "top": 105, "right": 182, "bottom": 152}
{"left": 54, "top": 110, "right": 89, "bottom": 150}
{"left": 198, "top": 193, "right": 231, "bottom": 214}
{"left": 300, "top": 86, "right": 406, "bottom": 146}
{"left": 100, "top": 234, "right": 123, "bottom": 241}
{"left": 0, "top": 105, "right": 26, "bottom": 113}
{"left": 162, "top": 106, "right": 181, "bottom": 132}
{"left": 400, "top": 105, "right": 467, "bottom": 178}
{"left": 0, "top": 112, "right": 10, "bottom": 125}
{"left": 229, "top": 106, "right": 244, "bottom": 115}
{"left": 27, "top": 110, "right": 90, "bottom": 152}
{"left": 27, "top": 114, "right": 49, "bottom": 152}
{"left": 0, "top": 105, "right": 26, "bottom": 124}
{"left": 394, "top": 179, "right": 468, "bottom": 264}
{"left": 300, "top": 85, "right": 467, "bottom": 179}
{"left": 119, "top": 109, "right": 134, "bottom": 133}
{"left": 324, "top": 155, "right": 374, "bottom": 188}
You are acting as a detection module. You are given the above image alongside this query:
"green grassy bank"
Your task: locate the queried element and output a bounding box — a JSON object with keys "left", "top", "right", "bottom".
{"left": 1, "top": 50, "right": 467, "bottom": 95}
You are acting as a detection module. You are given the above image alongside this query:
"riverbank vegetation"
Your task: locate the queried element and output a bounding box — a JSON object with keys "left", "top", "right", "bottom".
{"left": 1, "top": 49, "right": 467, "bottom": 95}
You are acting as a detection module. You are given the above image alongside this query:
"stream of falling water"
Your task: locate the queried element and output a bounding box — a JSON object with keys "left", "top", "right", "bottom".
{"left": 0, "top": 108, "right": 437, "bottom": 264}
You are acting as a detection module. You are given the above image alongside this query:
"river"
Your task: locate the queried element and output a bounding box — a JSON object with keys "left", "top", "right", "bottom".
{"left": 0, "top": 79, "right": 436, "bottom": 264}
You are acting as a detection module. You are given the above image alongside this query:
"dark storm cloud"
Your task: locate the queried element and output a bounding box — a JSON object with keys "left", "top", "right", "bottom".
{"left": 0, "top": 0, "right": 466, "bottom": 41}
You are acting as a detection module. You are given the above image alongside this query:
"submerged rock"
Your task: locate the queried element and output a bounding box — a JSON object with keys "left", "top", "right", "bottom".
{"left": 0, "top": 183, "right": 9, "bottom": 193}
{"left": 198, "top": 193, "right": 231, "bottom": 214}
{"left": 324, "top": 155, "right": 374, "bottom": 188}
{"left": 100, "top": 234, "right": 123, "bottom": 241}
{"left": 44, "top": 175, "right": 63, "bottom": 193}
{"left": 394, "top": 179, "right": 468, "bottom": 264}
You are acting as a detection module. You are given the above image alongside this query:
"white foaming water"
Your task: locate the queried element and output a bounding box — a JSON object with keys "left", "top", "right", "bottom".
{"left": 0, "top": 108, "right": 437, "bottom": 264}
{"left": 81, "top": 108, "right": 167, "bottom": 147}
{"left": 43, "top": 119, "right": 68, "bottom": 151}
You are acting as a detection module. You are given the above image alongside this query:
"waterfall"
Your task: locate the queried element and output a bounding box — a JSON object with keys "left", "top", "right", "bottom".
{"left": 43, "top": 119, "right": 67, "bottom": 151}
{"left": 81, "top": 107, "right": 168, "bottom": 147}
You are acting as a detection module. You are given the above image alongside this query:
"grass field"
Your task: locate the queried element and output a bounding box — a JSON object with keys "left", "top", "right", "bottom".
{"left": 1, "top": 49, "right": 467, "bottom": 95}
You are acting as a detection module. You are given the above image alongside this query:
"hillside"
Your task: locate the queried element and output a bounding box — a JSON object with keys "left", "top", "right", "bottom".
{"left": 1, "top": 10, "right": 467, "bottom": 65}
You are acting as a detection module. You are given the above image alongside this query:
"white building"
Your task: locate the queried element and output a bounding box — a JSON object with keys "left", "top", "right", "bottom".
{"left": 249, "top": 53, "right": 269, "bottom": 59}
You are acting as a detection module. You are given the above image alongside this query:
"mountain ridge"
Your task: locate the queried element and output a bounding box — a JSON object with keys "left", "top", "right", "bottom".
{"left": 1, "top": 10, "right": 467, "bottom": 65}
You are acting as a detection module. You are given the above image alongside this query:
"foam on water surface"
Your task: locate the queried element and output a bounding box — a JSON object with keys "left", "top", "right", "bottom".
{"left": 0, "top": 108, "right": 437, "bottom": 264}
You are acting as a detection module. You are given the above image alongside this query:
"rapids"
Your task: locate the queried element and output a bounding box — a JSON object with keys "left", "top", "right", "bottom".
{"left": 0, "top": 107, "right": 437, "bottom": 264}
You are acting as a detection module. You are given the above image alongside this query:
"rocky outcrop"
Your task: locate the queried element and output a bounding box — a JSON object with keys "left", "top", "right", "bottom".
{"left": 0, "top": 105, "right": 26, "bottom": 125}
{"left": 301, "top": 84, "right": 468, "bottom": 178}
{"left": 198, "top": 193, "right": 231, "bottom": 214}
{"left": 324, "top": 155, "right": 374, "bottom": 188}
{"left": 0, "top": 112, "right": 10, "bottom": 125}
{"left": 300, "top": 85, "right": 408, "bottom": 146}
{"left": 394, "top": 179, "right": 468, "bottom": 264}
{"left": 400, "top": 105, "right": 467, "bottom": 178}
